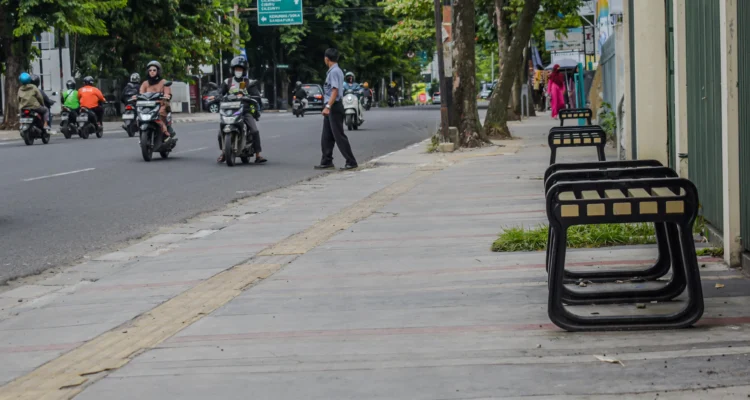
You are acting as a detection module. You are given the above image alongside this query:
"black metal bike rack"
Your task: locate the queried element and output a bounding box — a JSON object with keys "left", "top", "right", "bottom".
{"left": 544, "top": 167, "right": 688, "bottom": 307}
{"left": 558, "top": 108, "right": 593, "bottom": 126}
{"left": 545, "top": 177, "right": 703, "bottom": 331}
{"left": 548, "top": 125, "right": 607, "bottom": 165}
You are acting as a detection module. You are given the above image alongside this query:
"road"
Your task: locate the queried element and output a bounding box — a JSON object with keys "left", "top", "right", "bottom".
{"left": 0, "top": 107, "right": 439, "bottom": 283}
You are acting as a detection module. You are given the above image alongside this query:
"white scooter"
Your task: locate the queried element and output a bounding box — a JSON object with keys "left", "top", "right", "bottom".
{"left": 343, "top": 89, "right": 364, "bottom": 131}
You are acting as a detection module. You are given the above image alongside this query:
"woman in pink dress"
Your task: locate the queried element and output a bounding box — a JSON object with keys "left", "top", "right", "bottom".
{"left": 548, "top": 64, "right": 565, "bottom": 119}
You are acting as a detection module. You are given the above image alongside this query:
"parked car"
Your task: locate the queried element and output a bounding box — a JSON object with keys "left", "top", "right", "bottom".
{"left": 302, "top": 84, "right": 325, "bottom": 111}
{"left": 202, "top": 83, "right": 221, "bottom": 113}
{"left": 432, "top": 92, "right": 441, "bottom": 105}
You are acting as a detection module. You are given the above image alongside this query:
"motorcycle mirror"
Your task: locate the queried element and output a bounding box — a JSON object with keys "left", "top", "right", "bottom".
{"left": 164, "top": 81, "right": 173, "bottom": 87}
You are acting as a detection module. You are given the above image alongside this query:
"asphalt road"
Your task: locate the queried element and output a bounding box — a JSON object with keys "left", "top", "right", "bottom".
{"left": 0, "top": 107, "right": 439, "bottom": 283}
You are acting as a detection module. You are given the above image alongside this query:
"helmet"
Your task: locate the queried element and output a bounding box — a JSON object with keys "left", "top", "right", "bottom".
{"left": 66, "top": 80, "right": 76, "bottom": 90}
{"left": 146, "top": 60, "right": 162, "bottom": 72}
{"left": 295, "top": 81, "right": 302, "bottom": 87}
{"left": 19, "top": 72, "right": 31, "bottom": 85}
{"left": 129, "top": 73, "right": 141, "bottom": 83}
{"left": 83, "top": 76, "right": 95, "bottom": 85}
{"left": 390, "top": 81, "right": 396, "bottom": 88}
{"left": 230, "top": 56, "right": 247, "bottom": 71}
{"left": 345, "top": 72, "right": 355, "bottom": 80}
{"left": 363, "top": 82, "right": 369, "bottom": 89}
{"left": 30, "top": 74, "right": 41, "bottom": 87}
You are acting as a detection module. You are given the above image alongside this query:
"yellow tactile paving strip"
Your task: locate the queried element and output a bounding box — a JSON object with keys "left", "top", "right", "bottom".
{"left": 0, "top": 167, "right": 444, "bottom": 400}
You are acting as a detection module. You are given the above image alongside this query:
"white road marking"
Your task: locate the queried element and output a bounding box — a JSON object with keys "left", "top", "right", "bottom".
{"left": 22, "top": 168, "right": 96, "bottom": 182}
{"left": 174, "top": 146, "right": 209, "bottom": 155}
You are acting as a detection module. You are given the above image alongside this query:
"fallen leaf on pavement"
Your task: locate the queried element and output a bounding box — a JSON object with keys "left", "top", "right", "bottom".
{"left": 594, "top": 355, "right": 625, "bottom": 366}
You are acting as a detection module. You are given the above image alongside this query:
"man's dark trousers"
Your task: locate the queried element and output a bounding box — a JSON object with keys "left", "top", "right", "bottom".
{"left": 320, "top": 101, "right": 357, "bottom": 166}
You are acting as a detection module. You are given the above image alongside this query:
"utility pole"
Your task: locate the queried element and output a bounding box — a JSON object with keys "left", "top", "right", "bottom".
{"left": 433, "top": 0, "right": 449, "bottom": 141}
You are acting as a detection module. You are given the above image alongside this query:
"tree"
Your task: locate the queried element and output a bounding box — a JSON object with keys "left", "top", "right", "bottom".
{"left": 451, "top": 0, "right": 486, "bottom": 147}
{"left": 0, "top": 0, "right": 125, "bottom": 129}
{"left": 483, "top": 0, "right": 541, "bottom": 138}
{"left": 75, "top": 0, "right": 243, "bottom": 82}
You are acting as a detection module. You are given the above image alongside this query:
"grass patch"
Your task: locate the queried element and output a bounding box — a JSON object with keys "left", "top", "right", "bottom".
{"left": 426, "top": 135, "right": 440, "bottom": 153}
{"left": 491, "top": 223, "right": 656, "bottom": 252}
{"left": 696, "top": 247, "right": 723, "bottom": 257}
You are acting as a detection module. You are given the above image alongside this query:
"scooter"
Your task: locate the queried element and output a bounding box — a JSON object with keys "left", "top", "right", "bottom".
{"left": 19, "top": 108, "right": 50, "bottom": 146}
{"left": 60, "top": 106, "right": 79, "bottom": 139}
{"left": 218, "top": 89, "right": 260, "bottom": 167}
{"left": 77, "top": 106, "right": 103, "bottom": 139}
{"left": 122, "top": 97, "right": 138, "bottom": 137}
{"left": 343, "top": 89, "right": 365, "bottom": 131}
{"left": 292, "top": 97, "right": 305, "bottom": 118}
{"left": 136, "top": 82, "right": 178, "bottom": 161}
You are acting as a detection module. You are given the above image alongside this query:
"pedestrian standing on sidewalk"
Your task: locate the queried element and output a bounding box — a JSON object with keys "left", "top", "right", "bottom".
{"left": 547, "top": 64, "right": 565, "bottom": 119}
{"left": 315, "top": 48, "right": 358, "bottom": 170}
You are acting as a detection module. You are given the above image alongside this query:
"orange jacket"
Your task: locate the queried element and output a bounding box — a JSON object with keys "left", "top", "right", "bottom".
{"left": 78, "top": 86, "right": 105, "bottom": 109}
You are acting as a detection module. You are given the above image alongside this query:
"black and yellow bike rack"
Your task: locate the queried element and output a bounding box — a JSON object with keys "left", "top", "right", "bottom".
{"left": 544, "top": 172, "right": 703, "bottom": 331}
{"left": 548, "top": 125, "right": 607, "bottom": 165}
{"left": 558, "top": 107, "right": 593, "bottom": 126}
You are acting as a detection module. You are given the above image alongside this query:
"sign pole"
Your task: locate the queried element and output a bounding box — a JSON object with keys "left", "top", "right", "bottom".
{"left": 433, "top": 0, "right": 449, "bottom": 142}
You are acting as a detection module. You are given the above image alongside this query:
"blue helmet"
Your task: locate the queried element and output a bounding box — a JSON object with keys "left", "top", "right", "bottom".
{"left": 19, "top": 72, "right": 31, "bottom": 85}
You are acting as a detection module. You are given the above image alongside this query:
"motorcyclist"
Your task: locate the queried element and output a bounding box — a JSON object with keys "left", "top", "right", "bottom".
{"left": 121, "top": 73, "right": 140, "bottom": 131}
{"left": 387, "top": 81, "right": 398, "bottom": 104}
{"left": 343, "top": 72, "right": 360, "bottom": 93}
{"left": 216, "top": 56, "right": 266, "bottom": 164}
{"left": 78, "top": 76, "right": 106, "bottom": 128}
{"left": 121, "top": 73, "right": 141, "bottom": 104}
{"left": 362, "top": 82, "right": 373, "bottom": 107}
{"left": 293, "top": 81, "right": 308, "bottom": 109}
{"left": 31, "top": 74, "right": 55, "bottom": 127}
{"left": 61, "top": 79, "right": 80, "bottom": 125}
{"left": 139, "top": 61, "right": 175, "bottom": 139}
{"left": 17, "top": 72, "right": 49, "bottom": 130}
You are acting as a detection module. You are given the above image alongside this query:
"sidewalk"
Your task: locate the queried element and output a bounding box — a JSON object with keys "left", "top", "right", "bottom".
{"left": 2, "top": 114, "right": 750, "bottom": 399}
{"left": 0, "top": 112, "right": 218, "bottom": 142}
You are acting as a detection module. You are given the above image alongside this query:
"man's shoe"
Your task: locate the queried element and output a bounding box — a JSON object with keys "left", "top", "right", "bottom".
{"left": 340, "top": 164, "right": 358, "bottom": 170}
{"left": 314, "top": 164, "right": 335, "bottom": 170}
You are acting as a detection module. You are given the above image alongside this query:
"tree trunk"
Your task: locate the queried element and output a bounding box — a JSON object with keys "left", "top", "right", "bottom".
{"left": 451, "top": 0, "right": 486, "bottom": 147}
{"left": 483, "top": 0, "right": 542, "bottom": 138}
{"left": 0, "top": 8, "right": 22, "bottom": 130}
{"left": 511, "top": 71, "right": 521, "bottom": 119}
{"left": 524, "top": 46, "right": 536, "bottom": 117}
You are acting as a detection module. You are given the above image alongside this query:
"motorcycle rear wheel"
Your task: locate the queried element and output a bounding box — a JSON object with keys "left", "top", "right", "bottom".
{"left": 80, "top": 125, "right": 90, "bottom": 139}
{"left": 41, "top": 130, "right": 51, "bottom": 144}
{"left": 22, "top": 132, "right": 33, "bottom": 146}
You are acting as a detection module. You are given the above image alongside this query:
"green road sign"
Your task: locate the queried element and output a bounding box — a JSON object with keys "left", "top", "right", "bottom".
{"left": 277, "top": 64, "right": 289, "bottom": 69}
{"left": 258, "top": 0, "right": 303, "bottom": 26}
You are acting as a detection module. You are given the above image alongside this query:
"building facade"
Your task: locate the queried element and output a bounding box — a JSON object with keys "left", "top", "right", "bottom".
{"left": 610, "top": 0, "right": 747, "bottom": 268}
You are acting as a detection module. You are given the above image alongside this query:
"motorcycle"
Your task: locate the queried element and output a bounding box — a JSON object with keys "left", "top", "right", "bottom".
{"left": 122, "top": 97, "right": 138, "bottom": 137}
{"left": 218, "top": 88, "right": 260, "bottom": 167}
{"left": 60, "top": 106, "right": 79, "bottom": 139}
{"left": 292, "top": 97, "right": 305, "bottom": 118}
{"left": 362, "top": 94, "right": 372, "bottom": 111}
{"left": 19, "top": 108, "right": 50, "bottom": 146}
{"left": 136, "top": 81, "right": 177, "bottom": 162}
{"left": 77, "top": 106, "right": 103, "bottom": 139}
{"left": 343, "top": 89, "right": 364, "bottom": 131}
{"left": 387, "top": 94, "right": 396, "bottom": 108}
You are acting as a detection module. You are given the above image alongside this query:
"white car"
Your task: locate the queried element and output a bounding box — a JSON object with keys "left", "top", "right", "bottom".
{"left": 432, "top": 92, "right": 441, "bottom": 105}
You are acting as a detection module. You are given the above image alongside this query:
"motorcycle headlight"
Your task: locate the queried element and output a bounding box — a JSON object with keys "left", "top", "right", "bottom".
{"left": 222, "top": 115, "right": 238, "bottom": 124}
{"left": 347, "top": 95, "right": 353, "bottom": 102}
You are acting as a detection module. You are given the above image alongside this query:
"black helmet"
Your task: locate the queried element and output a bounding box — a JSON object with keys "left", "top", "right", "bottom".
{"left": 130, "top": 73, "right": 141, "bottom": 83}
{"left": 66, "top": 80, "right": 76, "bottom": 90}
{"left": 146, "top": 60, "right": 162, "bottom": 73}
{"left": 83, "top": 76, "right": 95, "bottom": 85}
{"left": 31, "top": 74, "right": 41, "bottom": 87}
{"left": 230, "top": 56, "right": 247, "bottom": 71}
